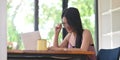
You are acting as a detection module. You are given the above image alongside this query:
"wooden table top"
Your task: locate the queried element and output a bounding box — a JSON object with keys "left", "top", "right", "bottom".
{"left": 8, "top": 50, "right": 95, "bottom": 55}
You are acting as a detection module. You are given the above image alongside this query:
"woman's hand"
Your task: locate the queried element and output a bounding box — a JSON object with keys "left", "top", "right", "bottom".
{"left": 55, "top": 24, "right": 62, "bottom": 35}
{"left": 48, "top": 46, "right": 65, "bottom": 51}
{"left": 48, "top": 46, "right": 56, "bottom": 50}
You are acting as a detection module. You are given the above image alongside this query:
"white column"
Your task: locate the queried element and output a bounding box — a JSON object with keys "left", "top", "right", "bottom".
{"left": 0, "top": 0, "right": 7, "bottom": 60}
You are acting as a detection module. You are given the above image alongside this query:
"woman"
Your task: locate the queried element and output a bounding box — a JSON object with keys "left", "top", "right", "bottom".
{"left": 49, "top": 7, "right": 96, "bottom": 60}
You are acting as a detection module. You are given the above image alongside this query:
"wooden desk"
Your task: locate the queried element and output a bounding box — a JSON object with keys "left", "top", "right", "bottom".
{"left": 8, "top": 50, "right": 95, "bottom": 60}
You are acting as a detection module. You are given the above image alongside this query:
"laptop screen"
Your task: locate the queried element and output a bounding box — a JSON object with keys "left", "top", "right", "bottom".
{"left": 20, "top": 31, "right": 41, "bottom": 50}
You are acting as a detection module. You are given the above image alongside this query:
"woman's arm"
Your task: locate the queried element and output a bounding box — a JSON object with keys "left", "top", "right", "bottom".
{"left": 80, "top": 29, "right": 93, "bottom": 51}
{"left": 53, "top": 33, "right": 59, "bottom": 47}
{"left": 53, "top": 24, "right": 62, "bottom": 47}
{"left": 53, "top": 32, "right": 71, "bottom": 48}
{"left": 53, "top": 23, "right": 70, "bottom": 48}
{"left": 59, "top": 33, "right": 71, "bottom": 48}
{"left": 51, "top": 29, "right": 93, "bottom": 51}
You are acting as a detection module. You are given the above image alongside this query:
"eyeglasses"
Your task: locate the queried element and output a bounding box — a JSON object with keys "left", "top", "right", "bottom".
{"left": 61, "top": 22, "right": 69, "bottom": 28}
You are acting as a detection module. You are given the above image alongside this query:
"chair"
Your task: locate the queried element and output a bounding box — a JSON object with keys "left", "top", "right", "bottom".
{"left": 20, "top": 31, "right": 41, "bottom": 50}
{"left": 97, "top": 47, "right": 120, "bottom": 60}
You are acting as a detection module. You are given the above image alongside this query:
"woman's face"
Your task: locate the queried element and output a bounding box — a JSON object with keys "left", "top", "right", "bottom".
{"left": 62, "top": 17, "right": 73, "bottom": 33}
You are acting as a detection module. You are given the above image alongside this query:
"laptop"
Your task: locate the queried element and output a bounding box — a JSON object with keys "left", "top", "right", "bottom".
{"left": 20, "top": 31, "right": 41, "bottom": 50}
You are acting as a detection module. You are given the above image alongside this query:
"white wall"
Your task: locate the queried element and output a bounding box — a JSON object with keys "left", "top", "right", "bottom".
{"left": 0, "top": 0, "right": 7, "bottom": 60}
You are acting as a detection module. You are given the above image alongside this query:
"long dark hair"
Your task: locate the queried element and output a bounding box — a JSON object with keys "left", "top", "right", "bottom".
{"left": 62, "top": 7, "right": 83, "bottom": 48}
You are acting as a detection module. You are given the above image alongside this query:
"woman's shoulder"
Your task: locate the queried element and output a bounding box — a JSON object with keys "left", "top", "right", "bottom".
{"left": 82, "top": 29, "right": 92, "bottom": 37}
{"left": 83, "top": 29, "right": 91, "bottom": 34}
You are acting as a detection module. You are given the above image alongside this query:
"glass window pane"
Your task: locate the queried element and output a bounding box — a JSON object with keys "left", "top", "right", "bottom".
{"left": 7, "top": 0, "right": 34, "bottom": 50}
{"left": 38, "top": 0, "right": 62, "bottom": 46}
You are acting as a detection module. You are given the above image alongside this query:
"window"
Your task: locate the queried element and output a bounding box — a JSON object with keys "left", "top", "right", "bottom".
{"left": 7, "top": 0, "right": 97, "bottom": 50}
{"left": 7, "top": 0, "right": 34, "bottom": 49}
